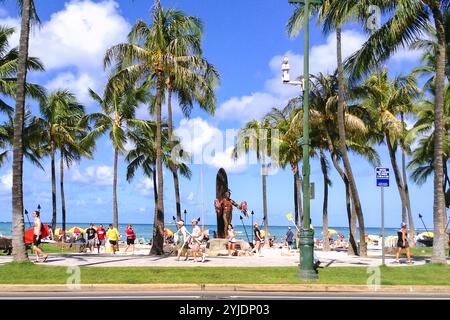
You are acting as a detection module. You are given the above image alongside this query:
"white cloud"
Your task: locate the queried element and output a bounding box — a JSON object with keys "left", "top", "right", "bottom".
{"left": 216, "top": 30, "right": 367, "bottom": 124}
{"left": 186, "top": 192, "right": 194, "bottom": 201}
{"left": 96, "top": 197, "right": 105, "bottom": 205}
{"left": 0, "top": 0, "right": 130, "bottom": 106}
{"left": 70, "top": 165, "right": 113, "bottom": 186}
{"left": 206, "top": 146, "right": 248, "bottom": 173}
{"left": 0, "top": 171, "right": 12, "bottom": 194}
{"left": 46, "top": 72, "right": 97, "bottom": 105}
{"left": 137, "top": 177, "right": 154, "bottom": 196}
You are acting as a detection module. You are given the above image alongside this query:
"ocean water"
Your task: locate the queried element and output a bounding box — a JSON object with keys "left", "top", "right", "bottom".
{"left": 0, "top": 222, "right": 402, "bottom": 242}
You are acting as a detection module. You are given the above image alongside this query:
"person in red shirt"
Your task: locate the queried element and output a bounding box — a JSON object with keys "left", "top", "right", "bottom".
{"left": 124, "top": 224, "right": 136, "bottom": 254}
{"left": 96, "top": 224, "right": 106, "bottom": 254}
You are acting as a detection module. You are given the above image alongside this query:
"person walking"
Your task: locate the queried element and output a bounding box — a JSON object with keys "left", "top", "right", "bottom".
{"left": 251, "top": 223, "right": 263, "bottom": 257}
{"left": 106, "top": 224, "right": 119, "bottom": 254}
{"left": 285, "top": 227, "right": 294, "bottom": 250}
{"left": 32, "top": 211, "right": 48, "bottom": 263}
{"left": 124, "top": 224, "right": 136, "bottom": 254}
{"left": 85, "top": 223, "right": 97, "bottom": 253}
{"left": 394, "top": 222, "right": 413, "bottom": 264}
{"left": 227, "top": 224, "right": 237, "bottom": 256}
{"left": 190, "top": 219, "right": 206, "bottom": 263}
{"left": 96, "top": 224, "right": 106, "bottom": 254}
{"left": 175, "top": 220, "right": 188, "bottom": 261}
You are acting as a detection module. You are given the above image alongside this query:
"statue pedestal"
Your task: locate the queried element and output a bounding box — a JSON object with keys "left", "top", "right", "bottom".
{"left": 206, "top": 238, "right": 252, "bottom": 256}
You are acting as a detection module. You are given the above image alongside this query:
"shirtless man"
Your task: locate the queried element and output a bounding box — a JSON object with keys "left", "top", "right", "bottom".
{"left": 33, "top": 211, "right": 48, "bottom": 263}
{"left": 216, "top": 190, "right": 247, "bottom": 238}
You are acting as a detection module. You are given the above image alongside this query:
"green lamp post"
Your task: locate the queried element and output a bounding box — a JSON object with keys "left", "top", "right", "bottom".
{"left": 284, "top": 0, "right": 321, "bottom": 280}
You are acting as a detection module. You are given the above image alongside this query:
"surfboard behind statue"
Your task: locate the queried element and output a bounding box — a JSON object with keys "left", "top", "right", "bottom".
{"left": 215, "top": 168, "right": 228, "bottom": 238}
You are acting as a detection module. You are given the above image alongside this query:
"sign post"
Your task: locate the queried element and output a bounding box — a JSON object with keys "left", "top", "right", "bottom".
{"left": 376, "top": 167, "right": 389, "bottom": 265}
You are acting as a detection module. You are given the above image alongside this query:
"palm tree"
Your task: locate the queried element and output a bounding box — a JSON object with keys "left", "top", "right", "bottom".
{"left": 407, "top": 84, "right": 450, "bottom": 208}
{"left": 58, "top": 114, "right": 94, "bottom": 237}
{"left": 264, "top": 105, "right": 303, "bottom": 228}
{"left": 88, "top": 81, "right": 150, "bottom": 229}
{"left": 353, "top": 69, "right": 420, "bottom": 245}
{"left": 0, "top": 110, "right": 44, "bottom": 169}
{"left": 234, "top": 119, "right": 276, "bottom": 246}
{"left": 341, "top": 0, "right": 448, "bottom": 263}
{"left": 3, "top": 0, "right": 42, "bottom": 261}
{"left": 289, "top": 72, "right": 380, "bottom": 255}
{"left": 162, "top": 13, "right": 219, "bottom": 222}
{"left": 35, "top": 90, "right": 85, "bottom": 232}
{"left": 287, "top": 0, "right": 369, "bottom": 256}
{"left": 103, "top": 0, "right": 213, "bottom": 254}
{"left": 126, "top": 121, "right": 191, "bottom": 218}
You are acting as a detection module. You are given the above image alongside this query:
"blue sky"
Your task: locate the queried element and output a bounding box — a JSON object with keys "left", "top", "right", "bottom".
{"left": 0, "top": 0, "right": 437, "bottom": 229}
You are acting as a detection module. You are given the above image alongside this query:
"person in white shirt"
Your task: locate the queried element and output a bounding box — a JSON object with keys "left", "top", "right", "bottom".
{"left": 175, "top": 220, "right": 188, "bottom": 261}
{"left": 189, "top": 219, "right": 206, "bottom": 263}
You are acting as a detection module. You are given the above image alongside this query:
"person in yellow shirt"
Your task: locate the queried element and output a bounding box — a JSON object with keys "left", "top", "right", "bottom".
{"left": 106, "top": 224, "right": 120, "bottom": 254}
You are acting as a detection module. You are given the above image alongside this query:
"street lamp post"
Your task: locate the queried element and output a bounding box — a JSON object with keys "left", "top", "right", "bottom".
{"left": 184, "top": 209, "right": 187, "bottom": 223}
{"left": 284, "top": 0, "right": 320, "bottom": 280}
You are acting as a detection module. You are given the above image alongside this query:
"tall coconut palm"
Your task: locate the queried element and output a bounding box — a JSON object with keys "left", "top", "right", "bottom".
{"left": 126, "top": 121, "right": 191, "bottom": 216}
{"left": 35, "top": 90, "right": 85, "bottom": 232}
{"left": 4, "top": 0, "right": 42, "bottom": 261}
{"left": 288, "top": 72, "right": 380, "bottom": 255}
{"left": 88, "top": 81, "right": 150, "bottom": 229}
{"left": 264, "top": 105, "right": 304, "bottom": 228}
{"left": 407, "top": 85, "right": 450, "bottom": 208}
{"left": 353, "top": 69, "right": 420, "bottom": 244}
{"left": 340, "top": 0, "right": 448, "bottom": 263}
{"left": 287, "top": 0, "right": 369, "bottom": 256}
{"left": 234, "top": 119, "right": 277, "bottom": 246}
{"left": 103, "top": 0, "right": 213, "bottom": 254}
{"left": 162, "top": 13, "right": 219, "bottom": 222}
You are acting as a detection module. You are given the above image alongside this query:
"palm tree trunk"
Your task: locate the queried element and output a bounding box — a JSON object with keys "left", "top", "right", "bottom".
{"left": 150, "top": 77, "right": 165, "bottom": 255}
{"left": 385, "top": 131, "right": 409, "bottom": 222}
{"left": 50, "top": 142, "right": 57, "bottom": 233}
{"left": 400, "top": 113, "right": 415, "bottom": 246}
{"left": 325, "top": 129, "right": 357, "bottom": 255}
{"left": 113, "top": 147, "right": 119, "bottom": 229}
{"left": 153, "top": 162, "right": 158, "bottom": 214}
{"left": 336, "top": 27, "right": 366, "bottom": 256}
{"left": 430, "top": 5, "right": 447, "bottom": 263}
{"left": 319, "top": 147, "right": 330, "bottom": 252}
{"left": 262, "top": 158, "right": 269, "bottom": 247}
{"left": 60, "top": 151, "right": 66, "bottom": 241}
{"left": 167, "top": 87, "right": 182, "bottom": 221}
{"left": 11, "top": 0, "right": 31, "bottom": 262}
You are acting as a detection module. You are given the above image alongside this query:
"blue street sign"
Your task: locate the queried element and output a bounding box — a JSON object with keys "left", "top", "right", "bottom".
{"left": 376, "top": 167, "right": 389, "bottom": 187}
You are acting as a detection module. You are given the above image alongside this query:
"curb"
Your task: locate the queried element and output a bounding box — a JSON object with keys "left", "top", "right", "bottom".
{"left": 0, "top": 284, "right": 449, "bottom": 293}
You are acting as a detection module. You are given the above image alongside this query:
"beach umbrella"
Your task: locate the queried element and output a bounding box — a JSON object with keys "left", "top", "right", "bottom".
{"left": 54, "top": 228, "right": 65, "bottom": 236}
{"left": 419, "top": 231, "right": 434, "bottom": 238}
{"left": 325, "top": 229, "right": 337, "bottom": 236}
{"left": 164, "top": 228, "right": 174, "bottom": 236}
{"left": 66, "top": 227, "right": 84, "bottom": 234}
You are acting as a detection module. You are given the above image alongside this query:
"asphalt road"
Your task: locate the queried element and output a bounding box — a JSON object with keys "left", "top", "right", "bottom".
{"left": 0, "top": 291, "right": 449, "bottom": 300}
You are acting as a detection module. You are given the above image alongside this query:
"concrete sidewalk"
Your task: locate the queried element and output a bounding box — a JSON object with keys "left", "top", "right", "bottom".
{"left": 1, "top": 247, "right": 447, "bottom": 267}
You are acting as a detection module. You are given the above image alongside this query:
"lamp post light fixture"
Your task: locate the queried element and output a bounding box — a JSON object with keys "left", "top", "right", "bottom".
{"left": 284, "top": 0, "right": 321, "bottom": 280}
{"left": 184, "top": 209, "right": 187, "bottom": 223}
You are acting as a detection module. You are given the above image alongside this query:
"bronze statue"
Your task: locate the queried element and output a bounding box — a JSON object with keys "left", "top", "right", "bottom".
{"left": 214, "top": 168, "right": 248, "bottom": 238}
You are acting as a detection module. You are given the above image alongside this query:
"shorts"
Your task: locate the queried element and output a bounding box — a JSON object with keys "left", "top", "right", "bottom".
{"left": 189, "top": 242, "right": 200, "bottom": 251}
{"left": 397, "top": 241, "right": 409, "bottom": 249}
{"left": 33, "top": 235, "right": 41, "bottom": 247}
{"left": 97, "top": 239, "right": 105, "bottom": 246}
{"left": 287, "top": 241, "right": 293, "bottom": 246}
{"left": 109, "top": 240, "right": 117, "bottom": 246}
{"left": 127, "top": 238, "right": 135, "bottom": 245}
{"left": 228, "top": 238, "right": 236, "bottom": 243}
{"left": 87, "top": 239, "right": 96, "bottom": 247}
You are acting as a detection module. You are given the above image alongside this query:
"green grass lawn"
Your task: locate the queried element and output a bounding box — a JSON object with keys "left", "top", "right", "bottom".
{"left": 0, "top": 263, "right": 449, "bottom": 285}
